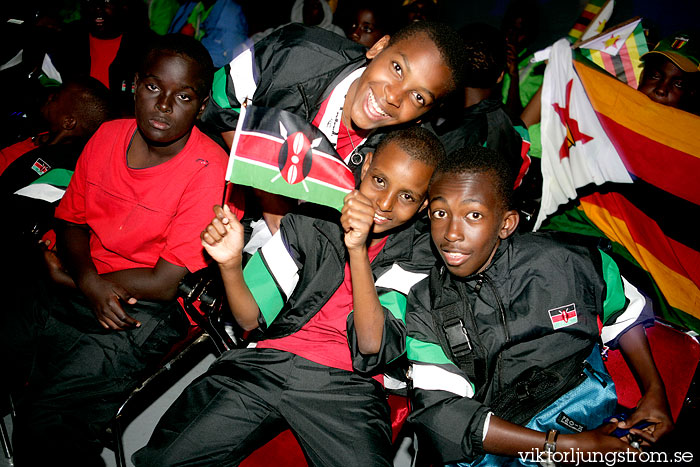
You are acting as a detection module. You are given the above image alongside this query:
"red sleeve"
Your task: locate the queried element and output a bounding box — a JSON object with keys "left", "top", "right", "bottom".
{"left": 54, "top": 135, "right": 93, "bottom": 225}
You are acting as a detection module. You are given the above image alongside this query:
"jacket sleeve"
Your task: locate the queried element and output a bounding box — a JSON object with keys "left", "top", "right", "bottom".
{"left": 405, "top": 280, "right": 491, "bottom": 464}
{"left": 597, "top": 251, "right": 654, "bottom": 347}
{"left": 242, "top": 214, "right": 303, "bottom": 330}
{"left": 347, "top": 225, "right": 432, "bottom": 375}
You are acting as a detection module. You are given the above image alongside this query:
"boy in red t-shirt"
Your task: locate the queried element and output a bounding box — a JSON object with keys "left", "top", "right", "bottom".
{"left": 1, "top": 34, "right": 231, "bottom": 465}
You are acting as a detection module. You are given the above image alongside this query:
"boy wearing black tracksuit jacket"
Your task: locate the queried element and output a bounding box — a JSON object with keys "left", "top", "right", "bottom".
{"left": 406, "top": 146, "right": 674, "bottom": 465}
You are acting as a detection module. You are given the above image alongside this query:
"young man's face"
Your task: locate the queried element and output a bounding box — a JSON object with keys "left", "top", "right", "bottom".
{"left": 638, "top": 57, "right": 696, "bottom": 110}
{"left": 428, "top": 171, "right": 518, "bottom": 277}
{"left": 134, "top": 52, "right": 207, "bottom": 152}
{"left": 358, "top": 141, "right": 432, "bottom": 237}
{"left": 346, "top": 32, "right": 452, "bottom": 131}
{"left": 346, "top": 8, "right": 384, "bottom": 48}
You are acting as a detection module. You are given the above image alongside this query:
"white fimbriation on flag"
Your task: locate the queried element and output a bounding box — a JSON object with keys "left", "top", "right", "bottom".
{"left": 534, "top": 39, "right": 632, "bottom": 230}
{"left": 580, "top": 0, "right": 615, "bottom": 42}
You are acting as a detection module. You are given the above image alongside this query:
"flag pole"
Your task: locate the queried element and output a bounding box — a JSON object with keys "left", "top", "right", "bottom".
{"left": 222, "top": 99, "right": 249, "bottom": 206}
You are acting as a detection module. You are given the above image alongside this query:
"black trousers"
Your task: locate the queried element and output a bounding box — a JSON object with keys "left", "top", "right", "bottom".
{"left": 133, "top": 348, "right": 393, "bottom": 466}
{"left": 0, "top": 279, "right": 188, "bottom": 466}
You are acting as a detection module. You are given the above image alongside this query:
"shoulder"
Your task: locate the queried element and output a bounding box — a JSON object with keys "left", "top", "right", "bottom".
{"left": 256, "top": 23, "right": 365, "bottom": 63}
{"left": 184, "top": 126, "right": 229, "bottom": 170}
{"left": 507, "top": 231, "right": 600, "bottom": 272}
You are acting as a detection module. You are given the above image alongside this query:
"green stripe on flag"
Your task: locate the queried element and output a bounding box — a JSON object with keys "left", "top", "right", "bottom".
{"left": 378, "top": 291, "right": 407, "bottom": 322}
{"left": 212, "top": 67, "right": 232, "bottom": 109}
{"left": 32, "top": 168, "right": 73, "bottom": 188}
{"left": 407, "top": 336, "right": 454, "bottom": 365}
{"left": 601, "top": 250, "right": 626, "bottom": 323}
{"left": 231, "top": 159, "right": 350, "bottom": 211}
{"left": 243, "top": 252, "right": 284, "bottom": 325}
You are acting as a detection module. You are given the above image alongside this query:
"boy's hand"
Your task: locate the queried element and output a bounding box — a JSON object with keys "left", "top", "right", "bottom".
{"left": 619, "top": 386, "right": 674, "bottom": 444}
{"left": 341, "top": 190, "right": 374, "bottom": 252}
{"left": 79, "top": 273, "right": 140, "bottom": 330}
{"left": 201, "top": 204, "right": 245, "bottom": 268}
{"left": 563, "top": 420, "right": 642, "bottom": 454}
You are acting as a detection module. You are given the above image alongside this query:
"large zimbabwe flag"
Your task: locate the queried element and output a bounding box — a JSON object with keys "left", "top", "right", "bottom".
{"left": 537, "top": 39, "right": 700, "bottom": 332}
{"left": 227, "top": 104, "right": 355, "bottom": 211}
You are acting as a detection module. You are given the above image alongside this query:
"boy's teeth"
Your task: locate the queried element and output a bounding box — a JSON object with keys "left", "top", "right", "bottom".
{"left": 369, "top": 90, "right": 388, "bottom": 117}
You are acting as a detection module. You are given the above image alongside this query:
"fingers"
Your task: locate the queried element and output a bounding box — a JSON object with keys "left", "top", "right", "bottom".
{"left": 341, "top": 191, "right": 374, "bottom": 231}
{"left": 98, "top": 288, "right": 141, "bottom": 330}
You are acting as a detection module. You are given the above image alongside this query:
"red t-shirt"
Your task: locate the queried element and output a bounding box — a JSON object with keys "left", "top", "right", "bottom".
{"left": 89, "top": 34, "right": 122, "bottom": 89}
{"left": 55, "top": 119, "right": 233, "bottom": 274}
{"left": 256, "top": 237, "right": 388, "bottom": 380}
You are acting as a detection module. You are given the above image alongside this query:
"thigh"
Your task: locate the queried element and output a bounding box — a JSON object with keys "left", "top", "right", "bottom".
{"left": 281, "top": 358, "right": 393, "bottom": 467}
{"left": 134, "top": 349, "right": 294, "bottom": 466}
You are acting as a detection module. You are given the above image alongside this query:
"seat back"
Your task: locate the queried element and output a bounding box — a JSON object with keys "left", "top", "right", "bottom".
{"left": 604, "top": 320, "right": 700, "bottom": 420}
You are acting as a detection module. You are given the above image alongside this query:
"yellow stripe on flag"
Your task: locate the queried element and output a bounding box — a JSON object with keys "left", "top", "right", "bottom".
{"left": 575, "top": 61, "right": 700, "bottom": 159}
{"left": 580, "top": 200, "right": 700, "bottom": 317}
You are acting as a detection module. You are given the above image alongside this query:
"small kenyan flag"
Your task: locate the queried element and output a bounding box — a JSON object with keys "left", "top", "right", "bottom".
{"left": 226, "top": 104, "right": 355, "bottom": 211}
{"left": 548, "top": 303, "right": 578, "bottom": 329}
{"left": 31, "top": 158, "right": 51, "bottom": 176}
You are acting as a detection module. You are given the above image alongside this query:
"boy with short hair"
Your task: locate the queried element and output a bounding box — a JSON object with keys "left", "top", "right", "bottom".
{"left": 405, "top": 146, "right": 674, "bottom": 465}
{"left": 1, "top": 34, "right": 230, "bottom": 465}
{"left": 638, "top": 30, "right": 699, "bottom": 115}
{"left": 133, "top": 126, "right": 445, "bottom": 466}
{"left": 202, "top": 20, "right": 465, "bottom": 232}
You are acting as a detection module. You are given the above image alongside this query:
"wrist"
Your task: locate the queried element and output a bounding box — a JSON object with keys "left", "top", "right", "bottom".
{"left": 217, "top": 256, "right": 244, "bottom": 272}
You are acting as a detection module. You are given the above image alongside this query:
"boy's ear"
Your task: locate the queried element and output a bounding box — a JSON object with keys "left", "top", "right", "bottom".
{"left": 418, "top": 197, "right": 429, "bottom": 213}
{"left": 198, "top": 95, "right": 209, "bottom": 116}
{"left": 498, "top": 209, "right": 520, "bottom": 239}
{"left": 497, "top": 70, "right": 505, "bottom": 84}
{"left": 360, "top": 151, "right": 374, "bottom": 180}
{"left": 366, "top": 35, "right": 390, "bottom": 60}
{"left": 62, "top": 115, "right": 77, "bottom": 131}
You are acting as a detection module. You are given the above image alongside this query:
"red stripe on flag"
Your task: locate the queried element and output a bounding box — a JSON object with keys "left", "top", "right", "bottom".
{"left": 596, "top": 114, "right": 700, "bottom": 205}
{"left": 235, "top": 132, "right": 355, "bottom": 190}
{"left": 617, "top": 44, "right": 637, "bottom": 88}
{"left": 582, "top": 191, "right": 700, "bottom": 287}
{"left": 599, "top": 51, "right": 617, "bottom": 77}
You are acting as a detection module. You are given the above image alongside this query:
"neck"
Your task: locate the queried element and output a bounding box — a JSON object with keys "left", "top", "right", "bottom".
{"left": 464, "top": 87, "right": 492, "bottom": 108}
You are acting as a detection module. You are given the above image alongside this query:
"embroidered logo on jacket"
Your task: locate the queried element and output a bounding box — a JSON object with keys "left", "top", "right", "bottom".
{"left": 548, "top": 303, "right": 578, "bottom": 329}
{"left": 31, "top": 158, "right": 51, "bottom": 176}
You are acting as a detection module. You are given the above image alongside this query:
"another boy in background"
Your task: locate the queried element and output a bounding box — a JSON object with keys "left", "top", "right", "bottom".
{"left": 638, "top": 30, "right": 699, "bottom": 115}
{"left": 406, "top": 146, "right": 673, "bottom": 465}
{"left": 1, "top": 34, "right": 229, "bottom": 465}
{"left": 0, "top": 76, "right": 114, "bottom": 285}
{"left": 134, "top": 127, "right": 444, "bottom": 466}
{"left": 429, "top": 22, "right": 531, "bottom": 188}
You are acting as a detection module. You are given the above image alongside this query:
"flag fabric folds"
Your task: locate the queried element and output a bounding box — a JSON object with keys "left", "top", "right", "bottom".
{"left": 226, "top": 104, "right": 356, "bottom": 211}
{"left": 537, "top": 38, "right": 700, "bottom": 332}
{"left": 578, "top": 18, "right": 648, "bottom": 88}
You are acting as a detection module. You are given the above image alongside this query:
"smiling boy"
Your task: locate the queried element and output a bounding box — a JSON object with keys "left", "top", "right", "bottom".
{"left": 133, "top": 126, "right": 444, "bottom": 466}
{"left": 405, "top": 146, "right": 673, "bottom": 465}
{"left": 1, "top": 34, "right": 230, "bottom": 465}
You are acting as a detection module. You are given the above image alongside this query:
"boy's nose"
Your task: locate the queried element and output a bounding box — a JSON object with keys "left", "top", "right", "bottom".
{"left": 156, "top": 96, "right": 172, "bottom": 113}
{"left": 377, "top": 193, "right": 394, "bottom": 212}
{"left": 444, "top": 220, "right": 464, "bottom": 242}
{"left": 385, "top": 84, "right": 401, "bottom": 108}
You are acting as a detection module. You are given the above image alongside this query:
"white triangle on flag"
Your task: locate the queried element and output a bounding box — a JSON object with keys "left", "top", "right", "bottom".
{"left": 579, "top": 17, "right": 642, "bottom": 56}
